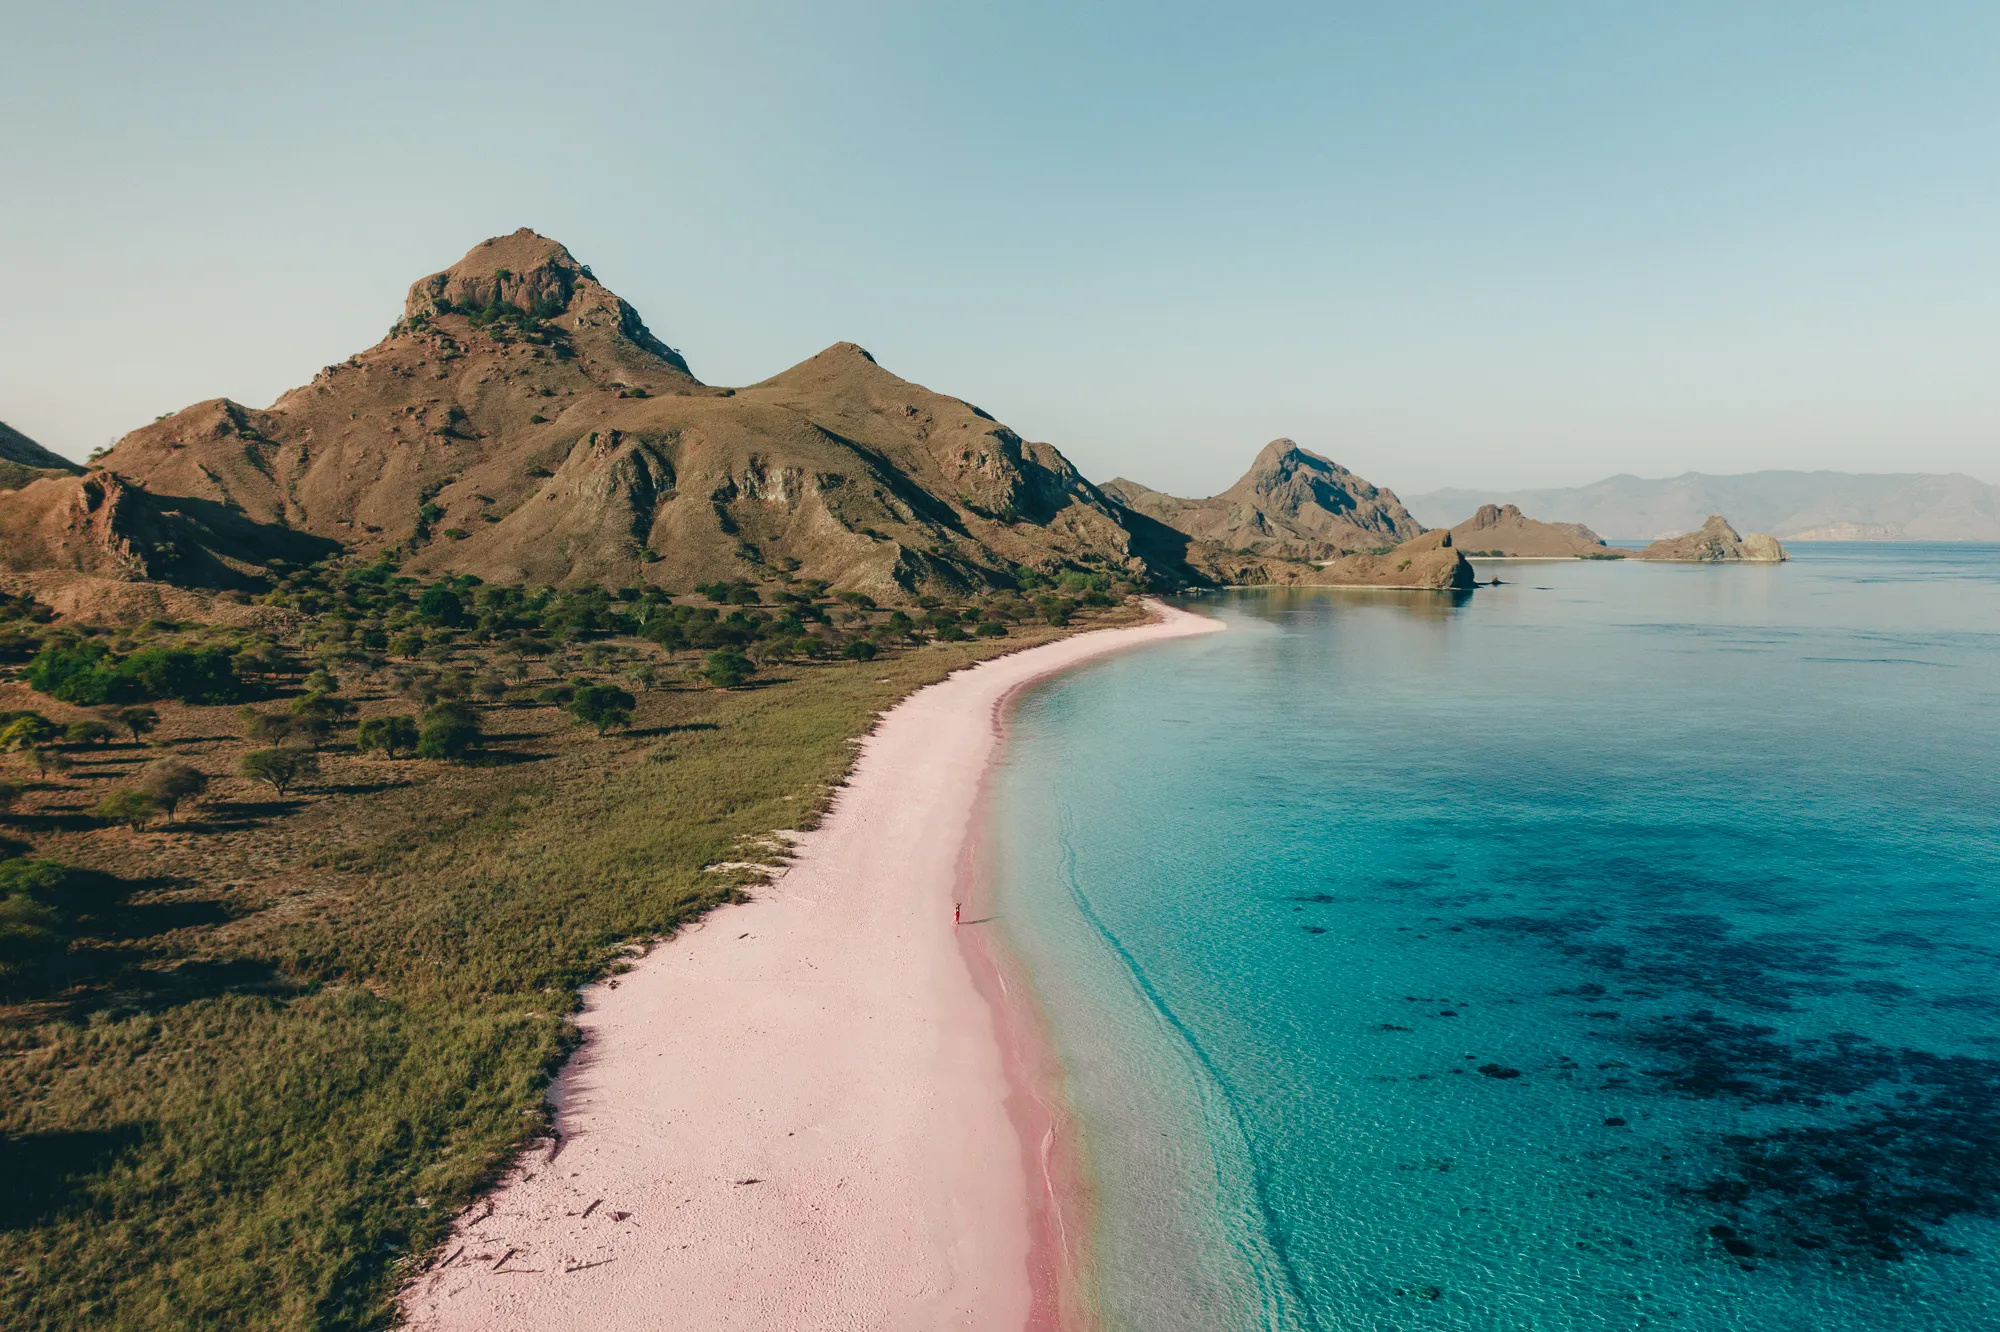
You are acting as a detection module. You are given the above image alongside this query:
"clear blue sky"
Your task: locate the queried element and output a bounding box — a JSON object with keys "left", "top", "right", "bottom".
{"left": 5, "top": 1, "right": 1996, "bottom": 496}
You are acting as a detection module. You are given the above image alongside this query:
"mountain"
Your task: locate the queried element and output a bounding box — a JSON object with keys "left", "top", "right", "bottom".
{"left": 0, "top": 419, "right": 85, "bottom": 490}
{"left": 1632, "top": 514, "right": 1786, "bottom": 562}
{"left": 1406, "top": 471, "right": 2000, "bottom": 542}
{"left": 6, "top": 230, "right": 1168, "bottom": 603}
{"left": 1449, "top": 503, "right": 1621, "bottom": 558}
{"left": 1102, "top": 440, "right": 1426, "bottom": 562}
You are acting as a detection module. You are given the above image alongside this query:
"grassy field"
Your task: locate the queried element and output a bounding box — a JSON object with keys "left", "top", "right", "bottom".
{"left": 0, "top": 594, "right": 1135, "bottom": 1330}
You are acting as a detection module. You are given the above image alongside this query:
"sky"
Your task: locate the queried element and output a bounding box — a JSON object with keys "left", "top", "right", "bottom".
{"left": 4, "top": 1, "right": 1996, "bottom": 498}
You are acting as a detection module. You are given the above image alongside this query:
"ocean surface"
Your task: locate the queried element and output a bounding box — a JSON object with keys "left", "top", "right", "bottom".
{"left": 988, "top": 544, "right": 2000, "bottom": 1331}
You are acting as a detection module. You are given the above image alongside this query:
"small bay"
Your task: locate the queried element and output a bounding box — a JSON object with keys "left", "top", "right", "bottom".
{"left": 992, "top": 544, "right": 2000, "bottom": 1330}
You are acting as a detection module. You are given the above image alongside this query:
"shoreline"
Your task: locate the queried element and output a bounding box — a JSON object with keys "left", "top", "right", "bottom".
{"left": 400, "top": 600, "right": 1222, "bottom": 1331}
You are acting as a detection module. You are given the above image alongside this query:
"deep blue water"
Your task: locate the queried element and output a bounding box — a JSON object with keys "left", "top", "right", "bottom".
{"left": 990, "top": 545, "right": 2000, "bottom": 1331}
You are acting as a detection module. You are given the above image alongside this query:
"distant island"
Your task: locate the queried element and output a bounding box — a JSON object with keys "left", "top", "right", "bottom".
{"left": 1407, "top": 470, "right": 2000, "bottom": 542}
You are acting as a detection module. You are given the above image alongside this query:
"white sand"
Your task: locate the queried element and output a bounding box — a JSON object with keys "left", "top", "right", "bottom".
{"left": 400, "top": 602, "right": 1222, "bottom": 1331}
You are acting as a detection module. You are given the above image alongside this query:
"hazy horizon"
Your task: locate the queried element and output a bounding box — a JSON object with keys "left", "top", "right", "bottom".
{"left": 6, "top": 2, "right": 1997, "bottom": 498}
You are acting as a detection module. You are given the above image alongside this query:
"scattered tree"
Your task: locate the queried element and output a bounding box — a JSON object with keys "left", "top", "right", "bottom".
{"left": 567, "top": 684, "right": 636, "bottom": 735}
{"left": 416, "top": 702, "right": 481, "bottom": 761}
{"left": 117, "top": 705, "right": 160, "bottom": 741}
{"left": 241, "top": 747, "right": 317, "bottom": 796}
{"left": 0, "top": 715, "right": 56, "bottom": 751}
{"left": 239, "top": 709, "right": 296, "bottom": 745}
{"left": 356, "top": 715, "right": 419, "bottom": 759}
{"left": 64, "top": 720, "right": 115, "bottom": 747}
{"left": 138, "top": 759, "right": 209, "bottom": 822}
{"left": 703, "top": 650, "right": 755, "bottom": 689}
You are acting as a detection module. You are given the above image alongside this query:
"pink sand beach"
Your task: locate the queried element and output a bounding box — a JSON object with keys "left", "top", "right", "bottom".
{"left": 400, "top": 602, "right": 1222, "bottom": 1331}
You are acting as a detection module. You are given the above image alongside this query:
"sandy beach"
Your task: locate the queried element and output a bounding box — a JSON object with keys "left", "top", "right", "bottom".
{"left": 400, "top": 601, "right": 1222, "bottom": 1332}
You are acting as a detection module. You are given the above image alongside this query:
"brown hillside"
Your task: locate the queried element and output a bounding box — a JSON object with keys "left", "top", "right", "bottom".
{"left": 70, "top": 230, "right": 1153, "bottom": 598}
{"left": 1102, "top": 440, "right": 1425, "bottom": 561}
{"left": 1449, "top": 503, "right": 1622, "bottom": 558}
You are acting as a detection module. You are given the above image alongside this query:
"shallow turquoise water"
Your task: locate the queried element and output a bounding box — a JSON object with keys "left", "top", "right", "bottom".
{"left": 990, "top": 545, "right": 2000, "bottom": 1331}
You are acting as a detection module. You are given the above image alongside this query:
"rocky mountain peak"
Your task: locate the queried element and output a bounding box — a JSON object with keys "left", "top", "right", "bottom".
{"left": 402, "top": 229, "right": 694, "bottom": 378}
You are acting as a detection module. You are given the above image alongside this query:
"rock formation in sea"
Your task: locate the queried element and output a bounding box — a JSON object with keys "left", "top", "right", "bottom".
{"left": 1448, "top": 503, "right": 1624, "bottom": 558}
{"left": 1632, "top": 514, "right": 1787, "bottom": 562}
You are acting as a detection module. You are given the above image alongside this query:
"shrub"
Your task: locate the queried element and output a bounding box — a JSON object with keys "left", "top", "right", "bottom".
{"left": 356, "top": 715, "right": 419, "bottom": 759}
{"left": 63, "top": 720, "right": 115, "bottom": 747}
{"left": 841, "top": 639, "right": 878, "bottom": 660}
{"left": 240, "top": 747, "right": 317, "bottom": 795}
{"left": 138, "top": 759, "right": 209, "bottom": 820}
{"left": 566, "top": 685, "right": 636, "bottom": 735}
{"left": 974, "top": 621, "right": 1007, "bottom": 637}
{"left": 94, "top": 789, "right": 157, "bottom": 830}
{"left": 703, "top": 650, "right": 755, "bottom": 689}
{"left": 416, "top": 702, "right": 481, "bottom": 761}
{"left": 0, "top": 715, "right": 57, "bottom": 751}
{"left": 535, "top": 683, "right": 576, "bottom": 707}
{"left": 114, "top": 646, "right": 245, "bottom": 704}
{"left": 0, "top": 859, "right": 67, "bottom": 969}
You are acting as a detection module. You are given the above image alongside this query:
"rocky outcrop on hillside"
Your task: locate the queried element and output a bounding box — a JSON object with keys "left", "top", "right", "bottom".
{"left": 1102, "top": 440, "right": 1425, "bottom": 561}
{"left": 0, "top": 470, "right": 337, "bottom": 590}
{"left": 1449, "top": 503, "right": 1622, "bottom": 558}
{"left": 1633, "top": 514, "right": 1787, "bottom": 562}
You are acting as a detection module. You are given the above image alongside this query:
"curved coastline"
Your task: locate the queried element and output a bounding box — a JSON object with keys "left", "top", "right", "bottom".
{"left": 400, "top": 600, "right": 1222, "bottom": 1331}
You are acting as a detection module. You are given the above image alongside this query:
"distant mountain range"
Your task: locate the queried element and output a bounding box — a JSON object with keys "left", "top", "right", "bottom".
{"left": 1405, "top": 471, "right": 2000, "bottom": 542}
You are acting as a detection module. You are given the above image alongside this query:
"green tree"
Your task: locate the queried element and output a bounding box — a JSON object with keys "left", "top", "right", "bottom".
{"left": 138, "top": 759, "right": 208, "bottom": 821}
{"left": 703, "top": 650, "right": 755, "bottom": 689}
{"left": 566, "top": 685, "right": 636, "bottom": 735}
{"left": 356, "top": 715, "right": 419, "bottom": 759}
{"left": 240, "top": 747, "right": 317, "bottom": 795}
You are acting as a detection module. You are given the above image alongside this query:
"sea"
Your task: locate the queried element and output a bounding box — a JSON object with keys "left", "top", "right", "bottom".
{"left": 988, "top": 543, "right": 2000, "bottom": 1331}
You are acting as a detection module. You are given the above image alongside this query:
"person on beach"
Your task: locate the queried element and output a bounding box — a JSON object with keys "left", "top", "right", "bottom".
{"left": 954, "top": 902, "right": 961, "bottom": 928}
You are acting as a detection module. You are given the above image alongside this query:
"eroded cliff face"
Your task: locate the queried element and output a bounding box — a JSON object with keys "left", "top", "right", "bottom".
{"left": 1634, "top": 514, "right": 1787, "bottom": 563}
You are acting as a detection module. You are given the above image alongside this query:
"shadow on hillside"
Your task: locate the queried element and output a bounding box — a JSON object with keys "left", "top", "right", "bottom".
{"left": 0, "top": 1124, "right": 152, "bottom": 1230}
{"left": 470, "top": 750, "right": 549, "bottom": 768}
{"left": 1, "top": 869, "right": 284, "bottom": 1018}
{"left": 628, "top": 722, "right": 721, "bottom": 739}
{"left": 201, "top": 798, "right": 306, "bottom": 828}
